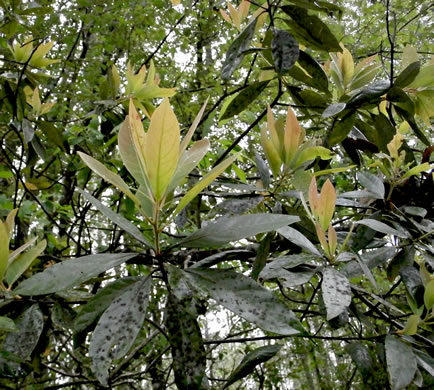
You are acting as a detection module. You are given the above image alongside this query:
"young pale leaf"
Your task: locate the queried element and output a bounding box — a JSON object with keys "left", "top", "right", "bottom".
{"left": 180, "top": 214, "right": 299, "bottom": 248}
{"left": 0, "top": 221, "right": 9, "bottom": 281}
{"left": 396, "top": 314, "right": 421, "bottom": 336}
{"left": 186, "top": 268, "right": 304, "bottom": 335}
{"left": 2, "top": 305, "right": 44, "bottom": 361}
{"left": 14, "top": 253, "right": 137, "bottom": 295}
{"left": 271, "top": 29, "right": 299, "bottom": 74}
{"left": 318, "top": 179, "right": 336, "bottom": 232}
{"left": 78, "top": 189, "right": 153, "bottom": 247}
{"left": 145, "top": 98, "right": 180, "bottom": 201}
{"left": 224, "top": 344, "right": 282, "bottom": 389}
{"left": 118, "top": 116, "right": 148, "bottom": 189}
{"left": 221, "top": 17, "right": 257, "bottom": 80}
{"left": 74, "top": 277, "right": 139, "bottom": 333}
{"left": 78, "top": 152, "right": 138, "bottom": 203}
{"left": 167, "top": 139, "right": 210, "bottom": 194}
{"left": 220, "top": 80, "right": 270, "bottom": 120}
{"left": 294, "top": 146, "right": 333, "bottom": 168}
{"left": 8, "top": 237, "right": 37, "bottom": 266}
{"left": 356, "top": 219, "right": 407, "bottom": 238}
{"left": 385, "top": 335, "right": 417, "bottom": 390}
{"left": 4, "top": 239, "right": 46, "bottom": 287}
{"left": 179, "top": 97, "right": 209, "bottom": 154}
{"left": 322, "top": 267, "right": 351, "bottom": 320}
{"left": 89, "top": 277, "right": 151, "bottom": 387}
{"left": 173, "top": 153, "right": 238, "bottom": 216}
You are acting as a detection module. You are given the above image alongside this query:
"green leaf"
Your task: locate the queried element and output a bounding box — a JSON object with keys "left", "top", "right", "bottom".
{"left": 401, "top": 162, "right": 430, "bottom": 180}
{"left": 145, "top": 98, "right": 180, "bottom": 201}
{"left": 14, "top": 253, "right": 137, "bottom": 295}
{"left": 387, "top": 87, "right": 415, "bottom": 114}
{"left": 78, "top": 152, "right": 138, "bottom": 204}
{"left": 296, "top": 50, "right": 329, "bottom": 92}
{"left": 73, "top": 277, "right": 140, "bottom": 333}
{"left": 4, "top": 239, "right": 46, "bottom": 287}
{"left": 186, "top": 268, "right": 304, "bottom": 335}
{"left": 370, "top": 113, "right": 396, "bottom": 153}
{"left": 385, "top": 335, "right": 417, "bottom": 390}
{"left": 394, "top": 106, "right": 430, "bottom": 146}
{"left": 77, "top": 189, "right": 153, "bottom": 248}
{"left": 271, "top": 29, "right": 299, "bottom": 74}
{"left": 342, "top": 247, "right": 396, "bottom": 278}
{"left": 89, "top": 276, "right": 151, "bottom": 387}
{"left": 387, "top": 246, "right": 415, "bottom": 281}
{"left": 277, "top": 226, "right": 322, "bottom": 257}
{"left": 322, "top": 103, "right": 346, "bottom": 118}
{"left": 408, "top": 64, "right": 434, "bottom": 88}
{"left": 0, "top": 316, "right": 17, "bottom": 332}
{"left": 424, "top": 279, "right": 434, "bottom": 311}
{"left": 255, "top": 152, "right": 270, "bottom": 189}
{"left": 281, "top": 5, "right": 341, "bottom": 52}
{"left": 179, "top": 97, "right": 209, "bottom": 154}
{"left": 251, "top": 233, "right": 273, "bottom": 281}
{"left": 180, "top": 214, "right": 299, "bottom": 248}
{"left": 224, "top": 344, "right": 283, "bottom": 389}
{"left": 221, "top": 18, "right": 257, "bottom": 80}
{"left": 356, "top": 219, "right": 407, "bottom": 238}
{"left": 357, "top": 171, "right": 385, "bottom": 199}
{"left": 220, "top": 81, "right": 270, "bottom": 120}
{"left": 394, "top": 61, "right": 420, "bottom": 88}
{"left": 173, "top": 153, "right": 239, "bottom": 216}
{"left": 2, "top": 305, "right": 44, "bottom": 361}
{"left": 322, "top": 267, "right": 351, "bottom": 320}
{"left": 326, "top": 111, "right": 356, "bottom": 147}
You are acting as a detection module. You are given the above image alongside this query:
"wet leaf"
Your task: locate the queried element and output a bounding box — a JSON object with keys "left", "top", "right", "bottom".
{"left": 186, "top": 268, "right": 304, "bottom": 335}
{"left": 322, "top": 267, "right": 351, "bottom": 320}
{"left": 180, "top": 214, "right": 299, "bottom": 248}
{"left": 322, "top": 103, "right": 346, "bottom": 118}
{"left": 347, "top": 80, "right": 390, "bottom": 107}
{"left": 224, "top": 344, "right": 282, "bottom": 388}
{"left": 14, "top": 253, "right": 137, "bottom": 295}
{"left": 385, "top": 335, "right": 417, "bottom": 390}
{"left": 89, "top": 276, "right": 151, "bottom": 386}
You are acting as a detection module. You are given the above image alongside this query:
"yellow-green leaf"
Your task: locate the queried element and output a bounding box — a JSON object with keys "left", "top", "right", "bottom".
{"left": 78, "top": 152, "right": 138, "bottom": 204}
{"left": 396, "top": 314, "right": 421, "bottom": 335}
{"left": 174, "top": 153, "right": 239, "bottom": 216}
{"left": 5, "top": 209, "right": 18, "bottom": 239}
{"left": 318, "top": 179, "right": 336, "bottom": 231}
{"left": 260, "top": 125, "right": 281, "bottom": 177}
{"left": 179, "top": 98, "right": 209, "bottom": 155}
{"left": 0, "top": 222, "right": 10, "bottom": 281}
{"left": 424, "top": 279, "right": 434, "bottom": 310}
{"left": 401, "top": 162, "right": 430, "bottom": 181}
{"left": 293, "top": 146, "right": 333, "bottom": 168}
{"left": 145, "top": 98, "right": 180, "bottom": 201}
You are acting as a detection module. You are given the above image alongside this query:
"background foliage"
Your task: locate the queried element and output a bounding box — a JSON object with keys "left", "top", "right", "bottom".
{"left": 0, "top": 0, "right": 433, "bottom": 389}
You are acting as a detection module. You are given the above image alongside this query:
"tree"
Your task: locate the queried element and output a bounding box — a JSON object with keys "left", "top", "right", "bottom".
{"left": 0, "top": 0, "right": 433, "bottom": 389}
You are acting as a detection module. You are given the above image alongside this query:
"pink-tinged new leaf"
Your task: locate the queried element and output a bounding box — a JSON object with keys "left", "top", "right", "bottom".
{"left": 78, "top": 152, "right": 138, "bottom": 204}
{"left": 328, "top": 225, "right": 337, "bottom": 256}
{"left": 318, "top": 179, "right": 336, "bottom": 231}
{"left": 260, "top": 125, "right": 281, "bottom": 177}
{"left": 283, "top": 107, "right": 303, "bottom": 164}
{"left": 145, "top": 98, "right": 180, "bottom": 201}
{"left": 315, "top": 223, "right": 329, "bottom": 257}
{"left": 308, "top": 177, "right": 321, "bottom": 219}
